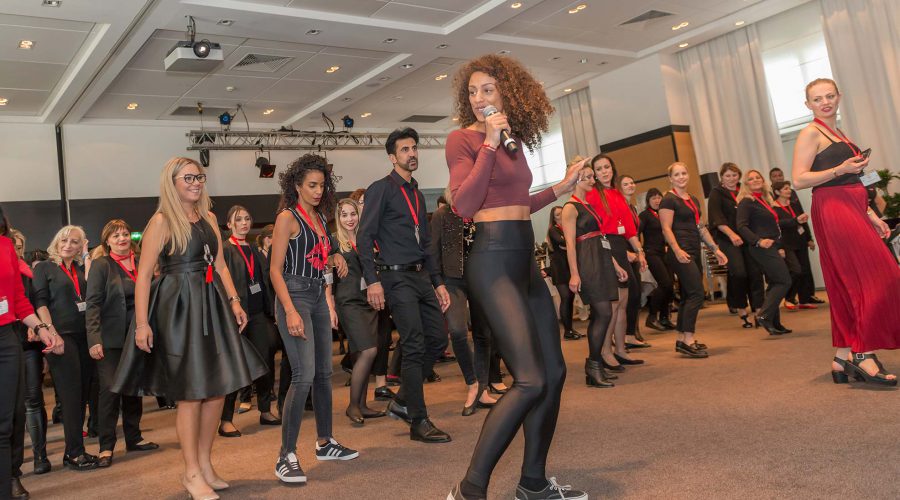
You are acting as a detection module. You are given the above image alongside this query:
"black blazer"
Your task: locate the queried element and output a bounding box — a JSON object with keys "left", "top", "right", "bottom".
{"left": 428, "top": 204, "right": 467, "bottom": 281}
{"left": 86, "top": 255, "right": 134, "bottom": 349}
{"left": 707, "top": 185, "right": 739, "bottom": 242}
{"left": 32, "top": 260, "right": 87, "bottom": 336}
{"left": 224, "top": 243, "right": 274, "bottom": 318}
{"left": 736, "top": 197, "right": 782, "bottom": 247}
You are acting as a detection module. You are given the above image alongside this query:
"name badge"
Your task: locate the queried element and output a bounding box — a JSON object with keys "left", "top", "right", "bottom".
{"left": 249, "top": 282, "right": 262, "bottom": 295}
{"left": 601, "top": 239, "right": 611, "bottom": 250}
{"left": 360, "top": 277, "right": 368, "bottom": 291}
{"left": 859, "top": 170, "right": 880, "bottom": 187}
{"left": 76, "top": 301, "right": 87, "bottom": 312}
{"left": 797, "top": 226, "right": 806, "bottom": 235}
{"left": 617, "top": 224, "right": 625, "bottom": 235}
{"left": 0, "top": 297, "right": 8, "bottom": 316}
{"left": 324, "top": 272, "right": 334, "bottom": 285}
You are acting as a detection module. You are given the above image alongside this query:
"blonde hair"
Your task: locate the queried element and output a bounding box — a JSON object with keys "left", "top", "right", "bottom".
{"left": 47, "top": 225, "right": 87, "bottom": 265}
{"left": 334, "top": 198, "right": 360, "bottom": 253}
{"left": 567, "top": 155, "right": 587, "bottom": 167}
{"left": 805, "top": 78, "right": 839, "bottom": 100}
{"left": 8, "top": 229, "right": 24, "bottom": 259}
{"left": 154, "top": 157, "right": 214, "bottom": 255}
{"left": 737, "top": 169, "right": 775, "bottom": 205}
{"left": 667, "top": 162, "right": 688, "bottom": 178}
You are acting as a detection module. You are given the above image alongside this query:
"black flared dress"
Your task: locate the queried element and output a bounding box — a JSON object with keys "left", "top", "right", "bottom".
{"left": 334, "top": 245, "right": 377, "bottom": 353}
{"left": 111, "top": 219, "right": 267, "bottom": 401}
{"left": 566, "top": 201, "right": 619, "bottom": 303}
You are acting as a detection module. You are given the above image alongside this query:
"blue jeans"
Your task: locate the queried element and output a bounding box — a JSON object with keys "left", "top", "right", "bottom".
{"left": 275, "top": 275, "right": 333, "bottom": 456}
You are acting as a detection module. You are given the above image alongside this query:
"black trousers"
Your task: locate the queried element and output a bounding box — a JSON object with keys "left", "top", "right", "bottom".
{"left": 748, "top": 246, "right": 793, "bottom": 322}
{"left": 666, "top": 249, "right": 705, "bottom": 333}
{"left": 784, "top": 247, "right": 815, "bottom": 304}
{"left": 625, "top": 260, "right": 642, "bottom": 334}
{"left": 372, "top": 308, "right": 394, "bottom": 377}
{"left": 381, "top": 269, "right": 448, "bottom": 421}
{"left": 445, "top": 279, "right": 492, "bottom": 387}
{"left": 97, "top": 347, "right": 143, "bottom": 452}
{"left": 464, "top": 221, "right": 565, "bottom": 488}
{"left": 717, "top": 236, "right": 765, "bottom": 311}
{"left": 1, "top": 327, "right": 25, "bottom": 490}
{"left": 645, "top": 252, "right": 673, "bottom": 320}
{"left": 46, "top": 332, "right": 92, "bottom": 457}
{"left": 223, "top": 311, "right": 278, "bottom": 421}
{"left": 554, "top": 285, "right": 575, "bottom": 332}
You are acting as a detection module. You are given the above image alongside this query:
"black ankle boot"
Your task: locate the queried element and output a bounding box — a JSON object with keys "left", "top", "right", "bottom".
{"left": 584, "top": 359, "right": 614, "bottom": 388}
{"left": 26, "top": 409, "right": 50, "bottom": 474}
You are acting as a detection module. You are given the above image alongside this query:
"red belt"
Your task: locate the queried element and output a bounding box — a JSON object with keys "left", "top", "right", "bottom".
{"left": 576, "top": 231, "right": 604, "bottom": 243}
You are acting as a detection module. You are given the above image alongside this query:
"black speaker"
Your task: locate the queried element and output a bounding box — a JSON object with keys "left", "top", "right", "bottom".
{"left": 700, "top": 172, "right": 719, "bottom": 198}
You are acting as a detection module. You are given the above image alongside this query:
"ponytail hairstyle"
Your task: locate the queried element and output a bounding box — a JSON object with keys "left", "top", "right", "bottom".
{"left": 590, "top": 154, "right": 617, "bottom": 214}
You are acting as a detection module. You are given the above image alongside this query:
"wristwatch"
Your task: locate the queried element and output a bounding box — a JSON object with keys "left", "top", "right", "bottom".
{"left": 228, "top": 296, "right": 241, "bottom": 303}
{"left": 34, "top": 322, "right": 51, "bottom": 334}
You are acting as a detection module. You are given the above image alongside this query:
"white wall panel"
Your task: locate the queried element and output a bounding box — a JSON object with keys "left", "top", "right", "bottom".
{"left": 0, "top": 123, "right": 60, "bottom": 201}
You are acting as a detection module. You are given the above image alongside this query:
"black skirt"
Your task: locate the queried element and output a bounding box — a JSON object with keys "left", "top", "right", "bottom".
{"left": 576, "top": 236, "right": 620, "bottom": 303}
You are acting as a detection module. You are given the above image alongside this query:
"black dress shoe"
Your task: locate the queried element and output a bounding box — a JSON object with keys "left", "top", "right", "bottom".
{"left": 386, "top": 400, "right": 412, "bottom": 425}
{"left": 374, "top": 386, "right": 396, "bottom": 401}
{"left": 11, "top": 477, "right": 29, "bottom": 499}
{"left": 563, "top": 330, "right": 582, "bottom": 341}
{"left": 260, "top": 415, "right": 282, "bottom": 426}
{"left": 644, "top": 318, "right": 666, "bottom": 331}
{"left": 624, "top": 341, "right": 651, "bottom": 349}
{"left": 360, "top": 407, "right": 386, "bottom": 419}
{"left": 410, "top": 419, "right": 451, "bottom": 443}
{"left": 757, "top": 316, "right": 784, "bottom": 336}
{"left": 461, "top": 403, "right": 477, "bottom": 417}
{"left": 614, "top": 353, "right": 644, "bottom": 365}
{"left": 426, "top": 372, "right": 442, "bottom": 383}
{"left": 659, "top": 318, "right": 676, "bottom": 330}
{"left": 126, "top": 441, "right": 159, "bottom": 452}
{"left": 346, "top": 407, "right": 364, "bottom": 425}
{"left": 601, "top": 359, "right": 626, "bottom": 372}
{"left": 774, "top": 323, "right": 792, "bottom": 334}
{"left": 487, "top": 384, "right": 507, "bottom": 395}
{"left": 217, "top": 425, "right": 242, "bottom": 438}
{"left": 63, "top": 454, "right": 98, "bottom": 471}
{"left": 97, "top": 454, "right": 113, "bottom": 468}
{"left": 33, "top": 456, "right": 51, "bottom": 475}
{"left": 675, "top": 340, "right": 708, "bottom": 358}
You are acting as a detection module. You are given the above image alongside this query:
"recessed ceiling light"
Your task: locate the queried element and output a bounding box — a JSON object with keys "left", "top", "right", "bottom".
{"left": 360, "top": 112, "right": 372, "bottom": 118}
{"left": 598, "top": 61, "right": 608, "bottom": 65}
{"left": 378, "top": 76, "right": 391, "bottom": 81}
{"left": 126, "top": 103, "right": 138, "bottom": 110}
{"left": 216, "top": 20, "right": 234, "bottom": 26}
{"left": 434, "top": 74, "right": 448, "bottom": 81}
{"left": 382, "top": 38, "right": 397, "bottom": 44}
{"left": 0, "top": 98, "right": 8, "bottom": 106}
{"left": 263, "top": 109, "right": 274, "bottom": 115}
{"left": 306, "top": 29, "right": 321, "bottom": 35}
{"left": 568, "top": 4, "right": 586, "bottom": 13}
{"left": 679, "top": 43, "right": 689, "bottom": 48}
{"left": 399, "top": 63, "right": 414, "bottom": 69}
{"left": 436, "top": 44, "right": 449, "bottom": 49}
{"left": 550, "top": 56, "right": 561, "bottom": 61}
{"left": 342, "top": 97, "right": 352, "bottom": 102}
{"left": 225, "top": 86, "right": 235, "bottom": 92}
{"left": 452, "top": 117, "right": 459, "bottom": 121}
{"left": 579, "top": 58, "right": 587, "bottom": 64}
{"left": 735, "top": 20, "right": 745, "bottom": 26}
{"left": 42, "top": 0, "right": 61, "bottom": 6}
{"left": 672, "top": 21, "right": 690, "bottom": 30}
{"left": 18, "top": 40, "right": 34, "bottom": 49}
{"left": 498, "top": 50, "right": 511, "bottom": 55}
{"left": 563, "top": 88, "right": 573, "bottom": 92}
{"left": 326, "top": 65, "right": 340, "bottom": 73}
{"left": 511, "top": 2, "right": 522, "bottom": 8}
{"left": 393, "top": 95, "right": 404, "bottom": 100}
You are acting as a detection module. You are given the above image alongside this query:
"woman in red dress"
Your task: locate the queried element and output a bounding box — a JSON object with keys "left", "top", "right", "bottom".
{"left": 791, "top": 78, "right": 900, "bottom": 386}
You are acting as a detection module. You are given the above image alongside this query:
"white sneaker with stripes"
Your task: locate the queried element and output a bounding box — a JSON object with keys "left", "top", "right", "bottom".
{"left": 274, "top": 452, "right": 306, "bottom": 483}
{"left": 315, "top": 438, "right": 359, "bottom": 461}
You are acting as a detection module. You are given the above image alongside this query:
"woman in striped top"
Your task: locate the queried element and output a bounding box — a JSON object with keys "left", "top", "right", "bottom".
{"left": 269, "top": 154, "right": 357, "bottom": 484}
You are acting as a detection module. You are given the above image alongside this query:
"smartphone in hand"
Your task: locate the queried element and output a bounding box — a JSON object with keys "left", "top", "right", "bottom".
{"left": 860, "top": 148, "right": 872, "bottom": 159}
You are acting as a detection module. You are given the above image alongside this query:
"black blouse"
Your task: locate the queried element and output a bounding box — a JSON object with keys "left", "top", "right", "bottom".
{"left": 707, "top": 185, "right": 740, "bottom": 241}
{"left": 32, "top": 260, "right": 87, "bottom": 336}
{"left": 546, "top": 224, "right": 570, "bottom": 286}
{"left": 736, "top": 196, "right": 782, "bottom": 246}
{"left": 638, "top": 209, "right": 666, "bottom": 256}
{"left": 660, "top": 192, "right": 702, "bottom": 253}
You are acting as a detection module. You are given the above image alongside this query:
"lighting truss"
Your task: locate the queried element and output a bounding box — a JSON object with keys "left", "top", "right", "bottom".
{"left": 186, "top": 130, "right": 447, "bottom": 151}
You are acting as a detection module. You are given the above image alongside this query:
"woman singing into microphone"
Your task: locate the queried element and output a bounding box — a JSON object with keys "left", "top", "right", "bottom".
{"left": 445, "top": 54, "right": 583, "bottom": 500}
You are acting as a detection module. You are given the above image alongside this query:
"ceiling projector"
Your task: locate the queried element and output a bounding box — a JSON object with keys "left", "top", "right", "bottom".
{"left": 164, "top": 40, "right": 223, "bottom": 72}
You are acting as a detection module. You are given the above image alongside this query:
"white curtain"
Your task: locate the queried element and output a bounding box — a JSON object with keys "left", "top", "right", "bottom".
{"left": 820, "top": 0, "right": 900, "bottom": 172}
{"left": 679, "top": 26, "right": 785, "bottom": 175}
{"left": 555, "top": 88, "right": 598, "bottom": 162}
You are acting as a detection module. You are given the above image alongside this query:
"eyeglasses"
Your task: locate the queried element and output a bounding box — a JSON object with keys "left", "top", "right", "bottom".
{"left": 174, "top": 174, "right": 208, "bottom": 184}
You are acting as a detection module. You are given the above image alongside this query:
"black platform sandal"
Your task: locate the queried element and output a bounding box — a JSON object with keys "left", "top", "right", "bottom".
{"left": 845, "top": 353, "right": 898, "bottom": 387}
{"left": 739, "top": 314, "right": 753, "bottom": 329}
{"left": 830, "top": 357, "right": 863, "bottom": 384}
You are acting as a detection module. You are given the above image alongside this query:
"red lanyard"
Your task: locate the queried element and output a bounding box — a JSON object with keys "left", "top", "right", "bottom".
{"left": 727, "top": 189, "right": 738, "bottom": 204}
{"left": 669, "top": 191, "right": 700, "bottom": 225}
{"left": 572, "top": 195, "right": 603, "bottom": 230}
{"left": 649, "top": 209, "right": 659, "bottom": 219}
{"left": 349, "top": 240, "right": 358, "bottom": 254}
{"left": 773, "top": 199, "right": 796, "bottom": 218}
{"left": 111, "top": 251, "right": 137, "bottom": 282}
{"left": 396, "top": 182, "right": 420, "bottom": 228}
{"left": 813, "top": 118, "right": 860, "bottom": 156}
{"left": 229, "top": 236, "right": 255, "bottom": 282}
{"left": 295, "top": 203, "right": 331, "bottom": 257}
{"left": 752, "top": 194, "right": 779, "bottom": 223}
{"left": 59, "top": 262, "right": 82, "bottom": 299}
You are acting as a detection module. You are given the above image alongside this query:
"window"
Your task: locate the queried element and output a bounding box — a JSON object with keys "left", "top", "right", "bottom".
{"left": 526, "top": 111, "right": 566, "bottom": 190}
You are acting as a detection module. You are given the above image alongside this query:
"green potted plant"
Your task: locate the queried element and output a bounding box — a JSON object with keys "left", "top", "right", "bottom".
{"left": 874, "top": 169, "right": 900, "bottom": 219}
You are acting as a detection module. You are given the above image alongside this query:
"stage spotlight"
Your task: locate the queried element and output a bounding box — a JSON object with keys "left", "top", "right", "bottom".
{"left": 342, "top": 115, "right": 354, "bottom": 129}
{"left": 255, "top": 153, "right": 277, "bottom": 178}
{"left": 200, "top": 149, "right": 210, "bottom": 167}
{"left": 218, "top": 112, "right": 232, "bottom": 126}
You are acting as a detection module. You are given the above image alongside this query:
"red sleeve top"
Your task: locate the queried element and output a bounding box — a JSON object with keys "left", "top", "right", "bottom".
{"left": 585, "top": 187, "right": 638, "bottom": 239}
{"left": 0, "top": 236, "right": 34, "bottom": 326}
{"left": 446, "top": 128, "right": 556, "bottom": 219}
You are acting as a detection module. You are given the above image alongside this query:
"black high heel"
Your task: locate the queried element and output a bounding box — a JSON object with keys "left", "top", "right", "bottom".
{"left": 845, "top": 353, "right": 898, "bottom": 387}
{"left": 613, "top": 353, "right": 644, "bottom": 365}
{"left": 585, "top": 359, "right": 614, "bottom": 388}
{"left": 487, "top": 384, "right": 507, "bottom": 395}
{"left": 601, "top": 359, "right": 626, "bottom": 372}
{"left": 756, "top": 316, "right": 784, "bottom": 336}
{"left": 739, "top": 315, "right": 753, "bottom": 329}
{"left": 831, "top": 357, "right": 863, "bottom": 384}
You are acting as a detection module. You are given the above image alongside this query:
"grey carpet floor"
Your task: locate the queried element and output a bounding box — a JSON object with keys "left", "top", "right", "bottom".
{"left": 21, "top": 296, "right": 900, "bottom": 499}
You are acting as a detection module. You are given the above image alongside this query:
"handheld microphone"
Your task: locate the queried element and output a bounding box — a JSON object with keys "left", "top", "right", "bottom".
{"left": 481, "top": 105, "right": 518, "bottom": 154}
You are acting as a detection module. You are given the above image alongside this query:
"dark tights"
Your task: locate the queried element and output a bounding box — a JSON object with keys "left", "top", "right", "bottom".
{"left": 585, "top": 299, "right": 613, "bottom": 361}
{"left": 554, "top": 285, "right": 575, "bottom": 332}
{"left": 348, "top": 347, "right": 377, "bottom": 411}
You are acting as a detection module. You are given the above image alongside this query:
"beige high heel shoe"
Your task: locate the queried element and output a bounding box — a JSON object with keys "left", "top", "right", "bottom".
{"left": 182, "top": 474, "right": 220, "bottom": 500}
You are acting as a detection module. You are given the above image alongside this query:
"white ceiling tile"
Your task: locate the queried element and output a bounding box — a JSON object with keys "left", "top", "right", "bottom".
{"left": 0, "top": 13, "right": 94, "bottom": 32}
{"left": 0, "top": 61, "right": 67, "bottom": 91}
{"left": 284, "top": 53, "right": 382, "bottom": 83}
{"left": 254, "top": 79, "right": 335, "bottom": 104}
{"left": 0, "top": 89, "right": 49, "bottom": 115}
{"left": 387, "top": 0, "right": 482, "bottom": 13}
{"left": 319, "top": 46, "right": 393, "bottom": 59}
{"left": 0, "top": 25, "right": 90, "bottom": 65}
{"left": 184, "top": 74, "right": 279, "bottom": 100}
{"left": 83, "top": 94, "right": 179, "bottom": 119}
{"left": 286, "top": 0, "right": 386, "bottom": 16}
{"left": 370, "top": 3, "right": 460, "bottom": 25}
{"left": 215, "top": 46, "right": 318, "bottom": 79}
{"left": 106, "top": 69, "right": 204, "bottom": 97}
{"left": 151, "top": 29, "right": 248, "bottom": 46}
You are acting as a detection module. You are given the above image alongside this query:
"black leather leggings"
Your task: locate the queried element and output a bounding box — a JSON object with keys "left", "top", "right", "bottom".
{"left": 463, "top": 221, "right": 566, "bottom": 489}
{"left": 554, "top": 285, "right": 575, "bottom": 332}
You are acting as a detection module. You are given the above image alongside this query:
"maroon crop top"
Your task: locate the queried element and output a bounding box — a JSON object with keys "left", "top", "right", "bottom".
{"left": 446, "top": 128, "right": 557, "bottom": 218}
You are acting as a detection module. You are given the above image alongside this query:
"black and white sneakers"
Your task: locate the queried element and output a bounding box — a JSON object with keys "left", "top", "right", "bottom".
{"left": 515, "top": 477, "right": 588, "bottom": 500}
{"left": 275, "top": 452, "right": 306, "bottom": 483}
{"left": 315, "top": 438, "right": 359, "bottom": 461}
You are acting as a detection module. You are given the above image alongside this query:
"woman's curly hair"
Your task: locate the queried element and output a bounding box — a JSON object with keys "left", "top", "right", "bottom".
{"left": 278, "top": 153, "right": 339, "bottom": 215}
{"left": 452, "top": 54, "right": 554, "bottom": 152}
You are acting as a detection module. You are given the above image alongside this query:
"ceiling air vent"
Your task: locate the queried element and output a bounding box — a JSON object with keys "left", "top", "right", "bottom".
{"left": 231, "top": 53, "right": 294, "bottom": 73}
{"left": 170, "top": 106, "right": 233, "bottom": 117}
{"left": 400, "top": 115, "right": 447, "bottom": 123}
{"left": 620, "top": 10, "right": 674, "bottom": 26}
